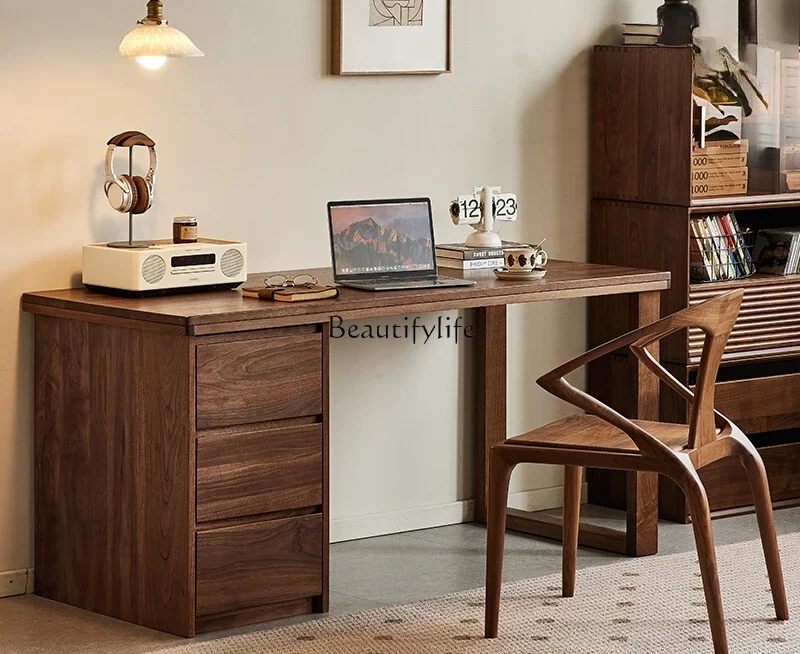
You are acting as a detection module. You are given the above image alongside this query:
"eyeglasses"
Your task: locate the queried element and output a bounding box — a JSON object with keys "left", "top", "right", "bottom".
{"left": 265, "top": 274, "right": 318, "bottom": 289}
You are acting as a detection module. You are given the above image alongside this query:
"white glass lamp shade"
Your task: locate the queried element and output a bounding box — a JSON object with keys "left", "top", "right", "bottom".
{"left": 118, "top": 24, "right": 204, "bottom": 61}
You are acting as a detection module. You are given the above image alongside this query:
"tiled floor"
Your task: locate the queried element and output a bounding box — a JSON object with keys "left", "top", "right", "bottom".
{"left": 2, "top": 506, "right": 799, "bottom": 653}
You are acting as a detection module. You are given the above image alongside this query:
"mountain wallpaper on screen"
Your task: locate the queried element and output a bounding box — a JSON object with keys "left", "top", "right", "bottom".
{"left": 334, "top": 217, "right": 434, "bottom": 272}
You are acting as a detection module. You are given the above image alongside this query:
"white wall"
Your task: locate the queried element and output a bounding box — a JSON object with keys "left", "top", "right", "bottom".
{"left": 5, "top": 0, "right": 747, "bottom": 572}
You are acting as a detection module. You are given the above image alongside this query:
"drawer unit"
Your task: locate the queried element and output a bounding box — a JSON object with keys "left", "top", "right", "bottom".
{"left": 196, "top": 514, "right": 323, "bottom": 617}
{"left": 196, "top": 333, "right": 323, "bottom": 429}
{"left": 196, "top": 423, "right": 323, "bottom": 523}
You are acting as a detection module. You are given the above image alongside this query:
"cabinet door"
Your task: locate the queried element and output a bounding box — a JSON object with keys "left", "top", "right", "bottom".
{"left": 196, "top": 514, "right": 323, "bottom": 617}
{"left": 196, "top": 334, "right": 322, "bottom": 429}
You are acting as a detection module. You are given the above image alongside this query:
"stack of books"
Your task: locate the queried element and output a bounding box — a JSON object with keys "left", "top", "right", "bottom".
{"left": 754, "top": 227, "right": 800, "bottom": 275}
{"left": 436, "top": 242, "right": 529, "bottom": 271}
{"left": 622, "top": 23, "right": 661, "bottom": 45}
{"left": 690, "top": 213, "right": 755, "bottom": 282}
{"left": 691, "top": 140, "right": 749, "bottom": 198}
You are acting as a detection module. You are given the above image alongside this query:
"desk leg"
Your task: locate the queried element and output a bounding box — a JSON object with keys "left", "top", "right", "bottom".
{"left": 477, "top": 292, "right": 661, "bottom": 557}
{"left": 626, "top": 290, "right": 660, "bottom": 557}
{"left": 475, "top": 305, "right": 507, "bottom": 524}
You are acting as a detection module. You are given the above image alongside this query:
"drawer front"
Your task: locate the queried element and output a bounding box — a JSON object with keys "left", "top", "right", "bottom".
{"left": 690, "top": 281, "right": 800, "bottom": 364}
{"left": 196, "top": 514, "right": 323, "bottom": 617}
{"left": 197, "top": 334, "right": 322, "bottom": 429}
{"left": 709, "top": 373, "right": 800, "bottom": 434}
{"left": 196, "top": 424, "right": 323, "bottom": 523}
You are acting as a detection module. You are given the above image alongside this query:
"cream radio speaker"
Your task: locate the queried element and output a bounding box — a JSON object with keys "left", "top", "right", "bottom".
{"left": 82, "top": 239, "right": 247, "bottom": 297}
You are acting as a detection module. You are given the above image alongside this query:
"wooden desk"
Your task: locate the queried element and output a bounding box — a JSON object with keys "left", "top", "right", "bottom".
{"left": 22, "top": 260, "right": 670, "bottom": 636}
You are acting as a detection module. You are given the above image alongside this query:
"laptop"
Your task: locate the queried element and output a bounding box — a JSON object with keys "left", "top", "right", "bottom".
{"left": 328, "top": 198, "right": 477, "bottom": 292}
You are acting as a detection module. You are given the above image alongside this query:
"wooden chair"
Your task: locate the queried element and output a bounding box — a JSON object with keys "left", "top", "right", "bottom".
{"left": 484, "top": 290, "right": 789, "bottom": 654}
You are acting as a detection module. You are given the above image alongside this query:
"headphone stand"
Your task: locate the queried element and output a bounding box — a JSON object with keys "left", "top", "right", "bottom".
{"left": 108, "top": 146, "right": 155, "bottom": 249}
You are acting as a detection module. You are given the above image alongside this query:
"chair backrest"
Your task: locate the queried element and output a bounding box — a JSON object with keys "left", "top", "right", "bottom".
{"left": 629, "top": 290, "right": 743, "bottom": 449}
{"left": 538, "top": 289, "right": 743, "bottom": 456}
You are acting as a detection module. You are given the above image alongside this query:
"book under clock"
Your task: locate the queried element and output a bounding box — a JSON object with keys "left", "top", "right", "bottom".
{"left": 436, "top": 257, "right": 504, "bottom": 271}
{"left": 435, "top": 241, "right": 531, "bottom": 261}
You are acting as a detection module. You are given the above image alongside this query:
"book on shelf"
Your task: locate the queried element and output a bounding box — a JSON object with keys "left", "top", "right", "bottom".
{"left": 692, "top": 139, "right": 750, "bottom": 156}
{"left": 691, "top": 152, "right": 749, "bottom": 171}
{"left": 436, "top": 241, "right": 530, "bottom": 261}
{"left": 692, "top": 180, "right": 748, "bottom": 198}
{"left": 690, "top": 213, "right": 754, "bottom": 282}
{"left": 691, "top": 167, "right": 749, "bottom": 183}
{"left": 753, "top": 227, "right": 800, "bottom": 276}
{"left": 624, "top": 35, "right": 659, "bottom": 45}
{"left": 622, "top": 23, "right": 662, "bottom": 37}
{"left": 436, "top": 257, "right": 504, "bottom": 271}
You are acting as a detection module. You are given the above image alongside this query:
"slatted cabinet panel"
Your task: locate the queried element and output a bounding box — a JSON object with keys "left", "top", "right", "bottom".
{"left": 690, "top": 278, "right": 800, "bottom": 364}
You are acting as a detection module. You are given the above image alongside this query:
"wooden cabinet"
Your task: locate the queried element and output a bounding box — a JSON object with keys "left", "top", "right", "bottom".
{"left": 30, "top": 317, "right": 328, "bottom": 637}
{"left": 589, "top": 45, "right": 800, "bottom": 522}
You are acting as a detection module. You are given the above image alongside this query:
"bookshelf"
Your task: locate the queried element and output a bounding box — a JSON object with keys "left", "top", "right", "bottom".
{"left": 588, "top": 45, "right": 800, "bottom": 523}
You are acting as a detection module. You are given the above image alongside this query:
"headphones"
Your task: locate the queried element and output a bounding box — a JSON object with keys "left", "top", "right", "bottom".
{"left": 104, "top": 131, "right": 158, "bottom": 215}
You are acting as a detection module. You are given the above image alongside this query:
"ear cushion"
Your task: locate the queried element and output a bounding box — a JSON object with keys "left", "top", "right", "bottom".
{"left": 108, "top": 174, "right": 137, "bottom": 213}
{"left": 130, "top": 176, "right": 150, "bottom": 215}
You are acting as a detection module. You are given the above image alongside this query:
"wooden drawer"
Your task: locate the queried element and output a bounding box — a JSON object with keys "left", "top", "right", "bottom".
{"left": 196, "top": 514, "right": 323, "bottom": 617}
{"left": 707, "top": 373, "right": 800, "bottom": 434}
{"left": 196, "top": 424, "right": 323, "bottom": 523}
{"left": 196, "top": 334, "right": 323, "bottom": 429}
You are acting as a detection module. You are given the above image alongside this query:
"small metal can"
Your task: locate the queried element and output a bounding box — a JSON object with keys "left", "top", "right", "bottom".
{"left": 173, "top": 217, "right": 198, "bottom": 244}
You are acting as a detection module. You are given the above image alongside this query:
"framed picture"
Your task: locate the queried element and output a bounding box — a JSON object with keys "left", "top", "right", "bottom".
{"left": 332, "top": 0, "right": 452, "bottom": 76}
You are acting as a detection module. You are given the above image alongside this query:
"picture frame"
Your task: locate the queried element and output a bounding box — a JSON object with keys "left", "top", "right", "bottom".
{"left": 332, "top": 0, "right": 452, "bottom": 76}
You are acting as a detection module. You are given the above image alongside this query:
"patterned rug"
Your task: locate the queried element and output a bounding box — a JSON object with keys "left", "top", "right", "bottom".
{"left": 163, "top": 534, "right": 797, "bottom": 653}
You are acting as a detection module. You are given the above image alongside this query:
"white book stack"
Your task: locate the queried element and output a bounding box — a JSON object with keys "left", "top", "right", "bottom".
{"left": 623, "top": 23, "right": 661, "bottom": 46}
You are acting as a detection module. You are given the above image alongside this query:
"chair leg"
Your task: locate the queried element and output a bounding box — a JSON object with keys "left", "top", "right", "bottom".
{"left": 684, "top": 474, "right": 728, "bottom": 654}
{"left": 484, "top": 448, "right": 514, "bottom": 639}
{"left": 562, "top": 465, "right": 582, "bottom": 598}
{"left": 738, "top": 450, "right": 789, "bottom": 621}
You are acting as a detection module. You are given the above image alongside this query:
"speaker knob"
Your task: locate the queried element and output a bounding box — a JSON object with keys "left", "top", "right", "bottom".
{"left": 141, "top": 255, "right": 166, "bottom": 285}
{"left": 221, "top": 249, "right": 244, "bottom": 278}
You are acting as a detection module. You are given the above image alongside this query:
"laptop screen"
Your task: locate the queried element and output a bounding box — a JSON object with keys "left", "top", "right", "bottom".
{"left": 329, "top": 199, "right": 436, "bottom": 279}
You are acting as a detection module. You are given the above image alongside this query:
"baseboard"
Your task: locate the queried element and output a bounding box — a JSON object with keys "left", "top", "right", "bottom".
{"left": 331, "top": 484, "right": 587, "bottom": 543}
{"left": 0, "top": 568, "right": 33, "bottom": 599}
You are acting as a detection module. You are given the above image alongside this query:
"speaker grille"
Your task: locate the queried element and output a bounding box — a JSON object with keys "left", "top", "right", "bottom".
{"left": 221, "top": 249, "right": 245, "bottom": 278}
{"left": 142, "top": 255, "right": 166, "bottom": 285}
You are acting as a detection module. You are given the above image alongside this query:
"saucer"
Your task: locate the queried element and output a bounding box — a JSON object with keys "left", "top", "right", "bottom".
{"left": 494, "top": 268, "right": 547, "bottom": 281}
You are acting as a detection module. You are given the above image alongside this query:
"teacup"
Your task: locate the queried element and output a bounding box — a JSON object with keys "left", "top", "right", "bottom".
{"left": 504, "top": 246, "right": 548, "bottom": 273}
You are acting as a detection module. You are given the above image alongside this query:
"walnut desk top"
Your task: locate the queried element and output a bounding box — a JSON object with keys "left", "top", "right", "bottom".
{"left": 22, "top": 261, "right": 670, "bottom": 336}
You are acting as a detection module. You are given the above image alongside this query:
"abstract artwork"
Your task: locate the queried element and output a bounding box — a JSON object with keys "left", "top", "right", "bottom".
{"left": 333, "top": 0, "right": 450, "bottom": 75}
{"left": 369, "top": 0, "right": 424, "bottom": 28}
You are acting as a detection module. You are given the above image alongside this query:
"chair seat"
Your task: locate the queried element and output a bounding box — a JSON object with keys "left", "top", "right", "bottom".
{"left": 508, "top": 414, "right": 691, "bottom": 454}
